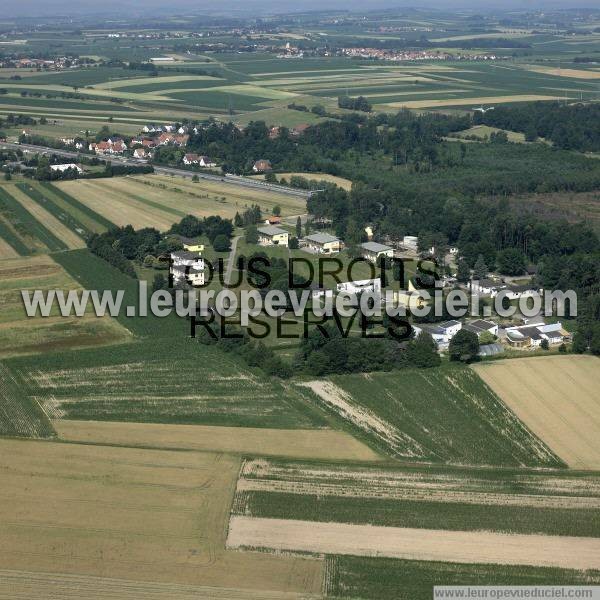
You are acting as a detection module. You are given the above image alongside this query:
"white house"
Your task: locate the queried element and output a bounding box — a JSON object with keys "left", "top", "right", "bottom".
{"left": 470, "top": 279, "right": 505, "bottom": 297}
{"left": 360, "top": 241, "right": 394, "bottom": 263}
{"left": 412, "top": 320, "right": 462, "bottom": 349}
{"left": 503, "top": 284, "right": 542, "bottom": 300}
{"left": 170, "top": 250, "right": 205, "bottom": 287}
{"left": 133, "top": 148, "right": 148, "bottom": 159}
{"left": 50, "top": 163, "right": 83, "bottom": 174}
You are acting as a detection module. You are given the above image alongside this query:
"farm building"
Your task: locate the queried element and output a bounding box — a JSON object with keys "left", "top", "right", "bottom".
{"left": 463, "top": 319, "right": 499, "bottom": 337}
{"left": 360, "top": 241, "right": 394, "bottom": 263}
{"left": 303, "top": 232, "right": 341, "bottom": 254}
{"left": 50, "top": 163, "right": 83, "bottom": 174}
{"left": 337, "top": 278, "right": 382, "bottom": 295}
{"left": 253, "top": 159, "right": 273, "bottom": 173}
{"left": 505, "top": 322, "right": 566, "bottom": 348}
{"left": 257, "top": 225, "right": 289, "bottom": 247}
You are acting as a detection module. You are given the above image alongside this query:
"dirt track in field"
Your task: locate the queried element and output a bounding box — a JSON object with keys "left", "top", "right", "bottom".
{"left": 473, "top": 356, "right": 600, "bottom": 470}
{"left": 0, "top": 440, "right": 322, "bottom": 595}
{"left": 54, "top": 420, "right": 380, "bottom": 461}
{"left": 227, "top": 516, "right": 600, "bottom": 570}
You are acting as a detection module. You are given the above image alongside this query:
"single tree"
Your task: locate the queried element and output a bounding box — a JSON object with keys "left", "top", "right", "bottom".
{"left": 296, "top": 216, "right": 302, "bottom": 239}
{"left": 448, "top": 329, "right": 480, "bottom": 363}
{"left": 272, "top": 205, "right": 281, "bottom": 217}
{"left": 406, "top": 332, "right": 441, "bottom": 368}
{"left": 245, "top": 224, "right": 259, "bottom": 245}
{"left": 234, "top": 212, "right": 243, "bottom": 227}
{"left": 473, "top": 254, "right": 488, "bottom": 280}
{"left": 540, "top": 339, "right": 549, "bottom": 351}
{"left": 212, "top": 234, "right": 231, "bottom": 252}
{"left": 456, "top": 258, "right": 471, "bottom": 283}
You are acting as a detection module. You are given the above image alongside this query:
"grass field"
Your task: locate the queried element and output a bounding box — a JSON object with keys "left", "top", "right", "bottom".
{"left": 54, "top": 175, "right": 306, "bottom": 230}
{"left": 298, "top": 364, "right": 561, "bottom": 467}
{"left": 0, "top": 439, "right": 322, "bottom": 594}
{"left": 0, "top": 254, "right": 131, "bottom": 357}
{"left": 473, "top": 356, "right": 600, "bottom": 470}
{"left": 53, "top": 420, "right": 379, "bottom": 461}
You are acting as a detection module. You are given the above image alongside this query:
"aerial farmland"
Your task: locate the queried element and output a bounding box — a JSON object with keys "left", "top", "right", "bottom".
{"left": 0, "top": 3, "right": 600, "bottom": 599}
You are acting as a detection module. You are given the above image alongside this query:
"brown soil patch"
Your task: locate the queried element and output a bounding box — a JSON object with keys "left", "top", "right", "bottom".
{"left": 0, "top": 439, "right": 322, "bottom": 594}
{"left": 227, "top": 516, "right": 600, "bottom": 570}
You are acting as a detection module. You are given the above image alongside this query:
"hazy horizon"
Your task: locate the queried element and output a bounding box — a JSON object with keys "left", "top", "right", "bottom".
{"left": 3, "top": 0, "right": 600, "bottom": 19}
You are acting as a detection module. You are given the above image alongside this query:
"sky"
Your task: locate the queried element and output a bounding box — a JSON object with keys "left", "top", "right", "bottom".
{"left": 4, "top": 0, "right": 599, "bottom": 18}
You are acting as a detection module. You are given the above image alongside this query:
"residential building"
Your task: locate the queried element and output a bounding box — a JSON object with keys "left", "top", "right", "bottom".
{"left": 412, "top": 320, "right": 462, "bottom": 349}
{"left": 503, "top": 284, "right": 542, "bottom": 300}
{"left": 253, "top": 159, "right": 272, "bottom": 173}
{"left": 89, "top": 139, "right": 126, "bottom": 154}
{"left": 360, "top": 241, "right": 394, "bottom": 263}
{"left": 169, "top": 235, "right": 205, "bottom": 253}
{"left": 157, "top": 132, "right": 189, "bottom": 147}
{"left": 303, "top": 232, "right": 341, "bottom": 254}
{"left": 470, "top": 278, "right": 505, "bottom": 297}
{"left": 133, "top": 148, "right": 148, "bottom": 159}
{"left": 257, "top": 225, "right": 289, "bottom": 247}
{"left": 264, "top": 216, "right": 282, "bottom": 225}
{"left": 170, "top": 250, "right": 205, "bottom": 287}
{"left": 403, "top": 235, "right": 418, "bottom": 251}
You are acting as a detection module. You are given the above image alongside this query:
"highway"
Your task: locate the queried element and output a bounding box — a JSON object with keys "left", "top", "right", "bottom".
{"left": 0, "top": 141, "right": 311, "bottom": 200}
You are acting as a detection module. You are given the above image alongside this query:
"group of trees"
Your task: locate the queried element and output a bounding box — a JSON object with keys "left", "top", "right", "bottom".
{"left": 295, "top": 324, "right": 440, "bottom": 376}
{"left": 477, "top": 102, "right": 600, "bottom": 152}
{"left": 337, "top": 95, "right": 372, "bottom": 112}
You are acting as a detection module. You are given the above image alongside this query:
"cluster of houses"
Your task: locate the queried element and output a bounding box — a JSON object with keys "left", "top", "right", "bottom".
{"left": 469, "top": 279, "right": 541, "bottom": 300}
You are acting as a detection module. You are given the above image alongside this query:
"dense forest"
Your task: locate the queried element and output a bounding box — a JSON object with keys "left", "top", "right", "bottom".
{"left": 477, "top": 102, "right": 600, "bottom": 152}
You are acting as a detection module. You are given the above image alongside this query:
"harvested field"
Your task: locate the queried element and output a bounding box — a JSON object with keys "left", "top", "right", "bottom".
{"left": 0, "top": 236, "right": 19, "bottom": 259}
{"left": 473, "top": 356, "right": 600, "bottom": 470}
{"left": 251, "top": 172, "right": 352, "bottom": 191}
{"left": 0, "top": 570, "right": 319, "bottom": 600}
{"left": 53, "top": 420, "right": 380, "bottom": 461}
{"left": 298, "top": 366, "right": 561, "bottom": 467}
{"left": 523, "top": 66, "right": 600, "bottom": 79}
{"left": 0, "top": 439, "right": 322, "bottom": 594}
{"left": 381, "top": 95, "right": 565, "bottom": 109}
{"left": 227, "top": 516, "right": 600, "bottom": 570}
{"left": 0, "top": 254, "right": 130, "bottom": 356}
{"left": 55, "top": 179, "right": 177, "bottom": 230}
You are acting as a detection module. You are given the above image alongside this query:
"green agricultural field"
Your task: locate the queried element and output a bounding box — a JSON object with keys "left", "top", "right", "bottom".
{"left": 324, "top": 556, "right": 600, "bottom": 600}
{"left": 0, "top": 363, "right": 55, "bottom": 438}
{"left": 6, "top": 331, "right": 326, "bottom": 430}
{"left": 233, "top": 457, "right": 600, "bottom": 537}
{"left": 298, "top": 364, "right": 562, "bottom": 466}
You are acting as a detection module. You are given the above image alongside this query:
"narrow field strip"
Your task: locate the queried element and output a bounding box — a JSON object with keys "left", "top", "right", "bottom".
{"left": 0, "top": 570, "right": 317, "bottom": 600}
{"left": 53, "top": 420, "right": 380, "bottom": 462}
{"left": 0, "top": 229, "right": 22, "bottom": 259}
{"left": 7, "top": 185, "right": 85, "bottom": 250}
{"left": 227, "top": 516, "right": 600, "bottom": 570}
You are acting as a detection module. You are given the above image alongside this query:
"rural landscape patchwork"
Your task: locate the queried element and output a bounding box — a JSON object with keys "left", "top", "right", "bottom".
{"left": 0, "top": 1, "right": 600, "bottom": 599}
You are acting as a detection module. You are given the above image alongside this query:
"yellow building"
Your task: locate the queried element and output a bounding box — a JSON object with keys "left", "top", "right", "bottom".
{"left": 258, "top": 225, "right": 289, "bottom": 247}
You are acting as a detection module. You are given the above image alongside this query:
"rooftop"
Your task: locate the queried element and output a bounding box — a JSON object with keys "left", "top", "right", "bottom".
{"left": 361, "top": 241, "right": 393, "bottom": 253}
{"left": 305, "top": 232, "right": 339, "bottom": 244}
{"left": 258, "top": 225, "right": 288, "bottom": 236}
